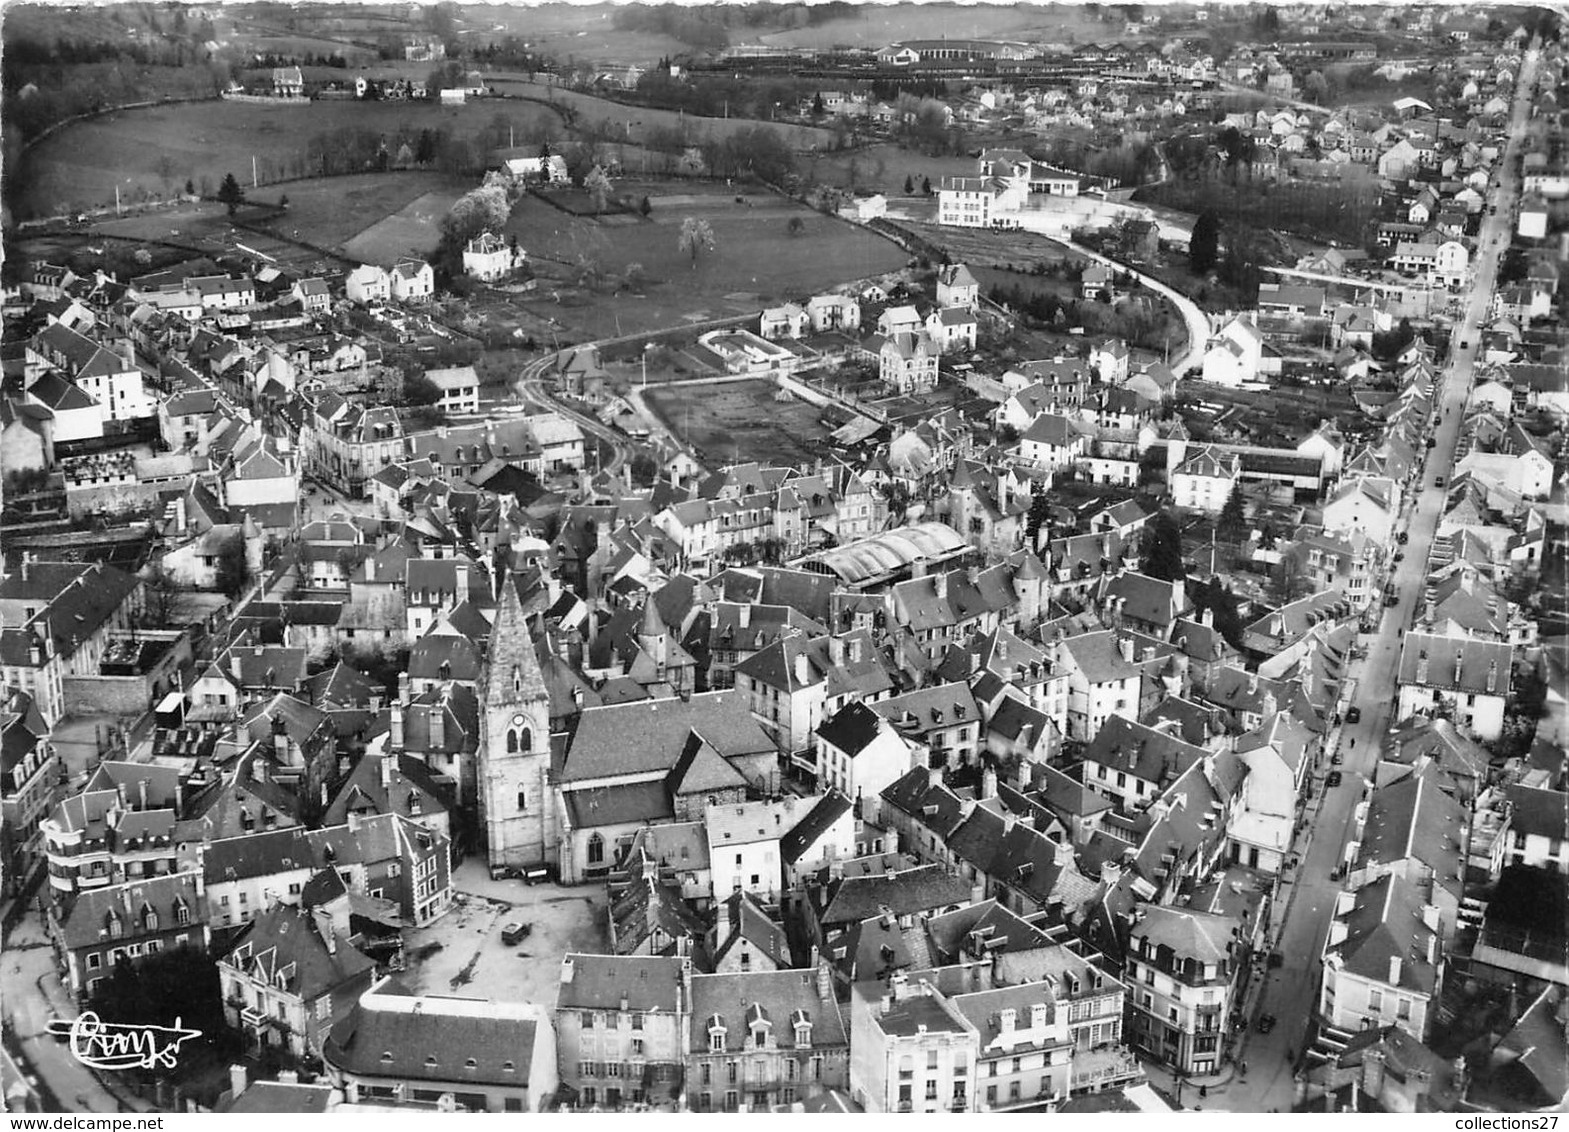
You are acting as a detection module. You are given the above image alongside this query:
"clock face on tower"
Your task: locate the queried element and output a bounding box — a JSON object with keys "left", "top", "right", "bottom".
{"left": 512, "top": 714, "right": 525, "bottom": 727}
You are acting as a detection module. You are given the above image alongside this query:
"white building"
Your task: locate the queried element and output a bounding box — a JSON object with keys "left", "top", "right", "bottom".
{"left": 1319, "top": 875, "right": 1442, "bottom": 1040}
{"left": 462, "top": 232, "right": 524, "bottom": 282}
{"left": 1171, "top": 446, "right": 1240, "bottom": 513}
{"left": 345, "top": 265, "right": 391, "bottom": 305}
{"left": 1200, "top": 316, "right": 1263, "bottom": 386}
{"left": 1396, "top": 634, "right": 1513, "bottom": 741}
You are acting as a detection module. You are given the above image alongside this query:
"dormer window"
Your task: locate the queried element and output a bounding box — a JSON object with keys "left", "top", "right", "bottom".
{"left": 794, "top": 1021, "right": 812, "bottom": 1047}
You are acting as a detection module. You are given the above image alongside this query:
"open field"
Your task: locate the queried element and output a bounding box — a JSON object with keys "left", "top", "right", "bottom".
{"left": 465, "top": 3, "right": 690, "bottom": 66}
{"left": 808, "top": 145, "right": 978, "bottom": 196}
{"left": 751, "top": 3, "right": 1115, "bottom": 50}
{"left": 342, "top": 188, "right": 464, "bottom": 264}
{"left": 646, "top": 379, "right": 833, "bottom": 467}
{"left": 244, "top": 171, "right": 467, "bottom": 254}
{"left": 503, "top": 180, "right": 906, "bottom": 338}
{"left": 14, "top": 98, "right": 559, "bottom": 219}
{"left": 481, "top": 74, "right": 839, "bottom": 152}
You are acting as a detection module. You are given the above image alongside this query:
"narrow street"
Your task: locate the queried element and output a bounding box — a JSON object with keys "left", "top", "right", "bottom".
{"left": 1204, "top": 42, "right": 1541, "bottom": 1113}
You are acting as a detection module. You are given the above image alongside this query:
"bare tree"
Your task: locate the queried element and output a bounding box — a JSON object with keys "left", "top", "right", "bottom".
{"left": 584, "top": 164, "right": 613, "bottom": 214}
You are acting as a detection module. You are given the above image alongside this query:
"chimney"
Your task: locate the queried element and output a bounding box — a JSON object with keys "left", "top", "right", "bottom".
{"left": 817, "top": 961, "right": 833, "bottom": 1002}
{"left": 1453, "top": 650, "right": 1464, "bottom": 685}
{"left": 1201, "top": 606, "right": 1214, "bottom": 629}
{"left": 139, "top": 778, "right": 148, "bottom": 812}
{"left": 230, "top": 652, "right": 244, "bottom": 682}
{"left": 380, "top": 750, "right": 394, "bottom": 789}
{"left": 1486, "top": 659, "right": 1497, "bottom": 693}
{"left": 228, "top": 1065, "right": 247, "bottom": 1100}
{"left": 347, "top": 810, "right": 361, "bottom": 834}
{"left": 1118, "top": 636, "right": 1133, "bottom": 663}
{"left": 981, "top": 765, "right": 998, "bottom": 800}
{"left": 935, "top": 571, "right": 949, "bottom": 603}
{"left": 850, "top": 635, "right": 864, "bottom": 664}
{"left": 453, "top": 562, "right": 470, "bottom": 608}
{"left": 829, "top": 636, "right": 846, "bottom": 667}
{"left": 398, "top": 671, "right": 412, "bottom": 706}
{"left": 277, "top": 1070, "right": 298, "bottom": 1086}
{"left": 366, "top": 556, "right": 375, "bottom": 582}
{"left": 1388, "top": 955, "right": 1402, "bottom": 986}
{"left": 928, "top": 765, "right": 943, "bottom": 788}
{"left": 1362, "top": 1049, "right": 1386, "bottom": 1098}
{"left": 1417, "top": 650, "right": 1430, "bottom": 684}
{"left": 738, "top": 603, "right": 751, "bottom": 630}
{"left": 429, "top": 702, "right": 446, "bottom": 750}
{"left": 390, "top": 704, "right": 405, "bottom": 753}
{"left": 794, "top": 652, "right": 812, "bottom": 687}
{"left": 273, "top": 723, "right": 288, "bottom": 764}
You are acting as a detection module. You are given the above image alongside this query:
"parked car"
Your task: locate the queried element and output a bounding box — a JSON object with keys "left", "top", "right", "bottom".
{"left": 1393, "top": 551, "right": 1405, "bottom": 563}
{"left": 1257, "top": 1014, "right": 1278, "bottom": 1034}
{"left": 1385, "top": 592, "right": 1400, "bottom": 607}
{"left": 501, "top": 922, "right": 530, "bottom": 945}
{"left": 1435, "top": 475, "right": 1446, "bottom": 488}
{"left": 1327, "top": 771, "right": 1344, "bottom": 788}
{"left": 1346, "top": 706, "right": 1362, "bottom": 724}
{"left": 1397, "top": 532, "right": 1409, "bottom": 544}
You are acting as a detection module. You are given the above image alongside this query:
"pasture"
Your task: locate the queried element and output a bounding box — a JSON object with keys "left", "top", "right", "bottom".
{"left": 13, "top": 97, "right": 559, "bottom": 219}
{"left": 465, "top": 3, "right": 691, "bottom": 66}
{"left": 240, "top": 172, "right": 468, "bottom": 262}
{"left": 341, "top": 189, "right": 464, "bottom": 265}
{"left": 644, "top": 379, "right": 832, "bottom": 468}
{"left": 753, "top": 3, "right": 1115, "bottom": 50}
{"left": 503, "top": 180, "right": 907, "bottom": 338}
{"left": 807, "top": 144, "right": 978, "bottom": 196}
{"left": 481, "top": 74, "right": 839, "bottom": 152}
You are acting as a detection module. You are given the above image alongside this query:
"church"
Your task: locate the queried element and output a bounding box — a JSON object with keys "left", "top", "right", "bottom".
{"left": 478, "top": 573, "right": 779, "bottom": 879}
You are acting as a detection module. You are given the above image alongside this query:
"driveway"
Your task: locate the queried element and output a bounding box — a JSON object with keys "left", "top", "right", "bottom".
{"left": 1053, "top": 236, "right": 1213, "bottom": 377}
{"left": 1210, "top": 43, "right": 1541, "bottom": 1113}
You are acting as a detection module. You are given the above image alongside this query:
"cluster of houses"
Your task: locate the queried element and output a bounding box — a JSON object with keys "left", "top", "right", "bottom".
{"left": 3, "top": 13, "right": 1565, "bottom": 1115}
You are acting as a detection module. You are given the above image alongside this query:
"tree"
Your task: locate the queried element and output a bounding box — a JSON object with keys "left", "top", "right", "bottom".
{"left": 812, "top": 91, "right": 825, "bottom": 118}
{"left": 677, "top": 216, "right": 715, "bottom": 269}
{"left": 215, "top": 532, "right": 250, "bottom": 598}
{"left": 1189, "top": 210, "right": 1220, "bottom": 275}
{"left": 402, "top": 372, "right": 441, "bottom": 405}
{"left": 787, "top": 216, "right": 806, "bottom": 237}
{"left": 1270, "top": 554, "right": 1309, "bottom": 606}
{"left": 1303, "top": 70, "right": 1330, "bottom": 105}
{"left": 184, "top": 178, "right": 195, "bottom": 196}
{"left": 1140, "top": 510, "right": 1186, "bottom": 581}
{"left": 583, "top": 164, "right": 612, "bottom": 214}
{"left": 1218, "top": 483, "right": 1247, "bottom": 541}
{"left": 904, "top": 174, "right": 914, "bottom": 194}
{"left": 639, "top": 194, "right": 652, "bottom": 217}
{"left": 921, "top": 175, "right": 932, "bottom": 195}
{"left": 442, "top": 184, "right": 510, "bottom": 247}
{"left": 1025, "top": 491, "right": 1051, "bottom": 547}
{"left": 217, "top": 172, "right": 245, "bottom": 216}
{"left": 141, "top": 562, "right": 181, "bottom": 624}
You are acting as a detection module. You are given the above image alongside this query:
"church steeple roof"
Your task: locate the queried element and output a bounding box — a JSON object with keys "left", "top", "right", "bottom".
{"left": 485, "top": 570, "right": 547, "bottom": 708}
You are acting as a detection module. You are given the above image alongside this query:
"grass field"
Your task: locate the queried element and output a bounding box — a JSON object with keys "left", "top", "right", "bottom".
{"left": 808, "top": 145, "right": 978, "bottom": 197}
{"left": 244, "top": 171, "right": 468, "bottom": 254}
{"left": 14, "top": 98, "right": 558, "bottom": 219}
{"left": 341, "top": 189, "right": 464, "bottom": 265}
{"left": 481, "top": 75, "right": 839, "bottom": 152}
{"left": 753, "top": 3, "right": 1115, "bottom": 50}
{"left": 504, "top": 180, "right": 906, "bottom": 337}
{"left": 645, "top": 379, "right": 832, "bottom": 467}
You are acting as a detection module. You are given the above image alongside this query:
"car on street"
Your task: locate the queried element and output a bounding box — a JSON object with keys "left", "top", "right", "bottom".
{"left": 1435, "top": 475, "right": 1446, "bottom": 488}
{"left": 1256, "top": 1014, "right": 1277, "bottom": 1033}
{"left": 1397, "top": 532, "right": 1409, "bottom": 544}
{"left": 1327, "top": 771, "right": 1343, "bottom": 788}
{"left": 1346, "top": 706, "right": 1361, "bottom": 724}
{"left": 501, "top": 921, "right": 530, "bottom": 945}
{"left": 1385, "top": 592, "right": 1400, "bottom": 607}
{"left": 1393, "top": 551, "right": 1404, "bottom": 563}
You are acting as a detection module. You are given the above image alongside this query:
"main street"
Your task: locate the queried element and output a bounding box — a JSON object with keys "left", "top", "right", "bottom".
{"left": 1211, "top": 41, "right": 1541, "bottom": 1113}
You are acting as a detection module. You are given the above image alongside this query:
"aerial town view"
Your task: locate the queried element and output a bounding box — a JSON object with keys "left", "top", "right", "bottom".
{"left": 0, "top": 0, "right": 1565, "bottom": 1118}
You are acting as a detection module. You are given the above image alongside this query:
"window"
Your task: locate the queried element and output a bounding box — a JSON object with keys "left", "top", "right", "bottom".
{"left": 727, "top": 1061, "right": 738, "bottom": 1084}
{"left": 927, "top": 1050, "right": 939, "bottom": 1070}
{"left": 1369, "top": 989, "right": 1383, "bottom": 1012}
{"left": 516, "top": 790, "right": 527, "bottom": 812}
{"left": 587, "top": 834, "right": 605, "bottom": 865}
{"left": 87, "top": 953, "right": 102, "bottom": 970}
{"left": 709, "top": 1031, "right": 724, "bottom": 1053}
{"left": 1397, "top": 998, "right": 1412, "bottom": 1021}
{"left": 701, "top": 1064, "right": 712, "bottom": 1085}
{"left": 925, "top": 1080, "right": 938, "bottom": 1100}
{"left": 631, "top": 1039, "right": 644, "bottom": 1056}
